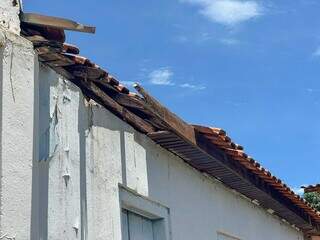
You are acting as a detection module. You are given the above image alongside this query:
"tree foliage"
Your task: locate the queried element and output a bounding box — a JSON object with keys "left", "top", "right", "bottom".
{"left": 304, "top": 192, "right": 320, "bottom": 212}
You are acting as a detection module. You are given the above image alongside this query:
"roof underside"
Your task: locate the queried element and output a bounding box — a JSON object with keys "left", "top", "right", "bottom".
{"left": 20, "top": 18, "right": 320, "bottom": 236}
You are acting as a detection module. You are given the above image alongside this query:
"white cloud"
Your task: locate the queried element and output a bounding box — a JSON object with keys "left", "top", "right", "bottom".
{"left": 306, "top": 88, "right": 320, "bottom": 93}
{"left": 147, "top": 68, "right": 205, "bottom": 91}
{"left": 199, "top": 32, "right": 212, "bottom": 41}
{"left": 174, "top": 35, "right": 189, "bottom": 43}
{"left": 181, "top": 0, "right": 263, "bottom": 25}
{"left": 292, "top": 186, "right": 305, "bottom": 196}
{"left": 180, "top": 83, "right": 206, "bottom": 90}
{"left": 149, "top": 68, "right": 174, "bottom": 86}
{"left": 220, "top": 38, "right": 240, "bottom": 45}
{"left": 313, "top": 46, "right": 320, "bottom": 57}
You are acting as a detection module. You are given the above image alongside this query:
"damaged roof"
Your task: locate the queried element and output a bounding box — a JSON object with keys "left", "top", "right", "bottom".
{"left": 20, "top": 14, "right": 320, "bottom": 236}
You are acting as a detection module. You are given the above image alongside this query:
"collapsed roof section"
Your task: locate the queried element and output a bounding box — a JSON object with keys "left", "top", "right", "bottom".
{"left": 20, "top": 13, "right": 320, "bottom": 237}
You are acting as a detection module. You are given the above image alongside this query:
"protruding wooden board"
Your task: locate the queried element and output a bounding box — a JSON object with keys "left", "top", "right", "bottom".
{"left": 21, "top": 13, "right": 96, "bottom": 33}
{"left": 134, "top": 84, "right": 196, "bottom": 145}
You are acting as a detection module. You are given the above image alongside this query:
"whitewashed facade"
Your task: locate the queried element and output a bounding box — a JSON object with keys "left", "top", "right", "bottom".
{"left": 0, "top": 1, "right": 311, "bottom": 239}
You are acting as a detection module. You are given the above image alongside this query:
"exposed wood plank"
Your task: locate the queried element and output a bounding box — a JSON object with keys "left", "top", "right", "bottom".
{"left": 21, "top": 13, "right": 96, "bottom": 33}
{"left": 71, "top": 78, "right": 155, "bottom": 134}
{"left": 67, "top": 65, "right": 106, "bottom": 79}
{"left": 92, "top": 80, "right": 153, "bottom": 114}
{"left": 63, "top": 43, "right": 80, "bottom": 54}
{"left": 50, "top": 67, "right": 75, "bottom": 80}
{"left": 39, "top": 52, "right": 75, "bottom": 65}
{"left": 26, "top": 35, "right": 63, "bottom": 49}
{"left": 134, "top": 84, "right": 196, "bottom": 145}
{"left": 36, "top": 46, "right": 62, "bottom": 56}
{"left": 193, "top": 125, "right": 226, "bottom": 136}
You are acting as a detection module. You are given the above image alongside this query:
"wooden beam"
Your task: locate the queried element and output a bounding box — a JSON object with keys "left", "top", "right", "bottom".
{"left": 68, "top": 65, "right": 106, "bottom": 79}
{"left": 96, "top": 84, "right": 147, "bottom": 111}
{"left": 26, "top": 35, "right": 63, "bottom": 48}
{"left": 91, "top": 81, "right": 169, "bottom": 130}
{"left": 134, "top": 84, "right": 196, "bottom": 145}
{"left": 39, "top": 53, "right": 75, "bottom": 67}
{"left": 21, "top": 13, "right": 96, "bottom": 33}
{"left": 51, "top": 67, "right": 75, "bottom": 80}
{"left": 71, "top": 79, "right": 155, "bottom": 134}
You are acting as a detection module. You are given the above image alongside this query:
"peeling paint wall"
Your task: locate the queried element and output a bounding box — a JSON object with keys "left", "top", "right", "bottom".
{"left": 0, "top": 28, "right": 37, "bottom": 239}
{"left": 32, "top": 64, "right": 305, "bottom": 240}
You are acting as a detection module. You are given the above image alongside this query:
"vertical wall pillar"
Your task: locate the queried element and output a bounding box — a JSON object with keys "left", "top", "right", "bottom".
{"left": 0, "top": 28, "right": 38, "bottom": 239}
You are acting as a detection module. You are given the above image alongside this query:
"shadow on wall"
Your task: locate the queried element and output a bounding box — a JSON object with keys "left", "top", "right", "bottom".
{"left": 30, "top": 64, "right": 135, "bottom": 239}
{"left": 31, "top": 64, "right": 55, "bottom": 239}
{"left": 78, "top": 88, "right": 88, "bottom": 240}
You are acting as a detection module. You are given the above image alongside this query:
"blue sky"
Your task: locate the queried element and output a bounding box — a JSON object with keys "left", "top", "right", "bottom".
{"left": 25, "top": 0, "right": 320, "bottom": 193}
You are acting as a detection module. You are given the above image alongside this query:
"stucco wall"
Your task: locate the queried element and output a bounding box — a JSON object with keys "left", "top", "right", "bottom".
{"left": 0, "top": 28, "right": 37, "bottom": 239}
{"left": 0, "top": 0, "right": 20, "bottom": 34}
{"left": 34, "top": 64, "right": 305, "bottom": 240}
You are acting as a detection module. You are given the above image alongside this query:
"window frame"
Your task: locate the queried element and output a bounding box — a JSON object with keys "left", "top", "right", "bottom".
{"left": 119, "top": 184, "right": 171, "bottom": 240}
{"left": 217, "top": 231, "right": 242, "bottom": 240}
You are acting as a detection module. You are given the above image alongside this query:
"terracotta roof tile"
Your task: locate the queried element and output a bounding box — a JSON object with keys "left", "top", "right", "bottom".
{"left": 63, "top": 43, "right": 80, "bottom": 54}
{"left": 194, "top": 124, "right": 320, "bottom": 224}
{"left": 303, "top": 184, "right": 320, "bottom": 193}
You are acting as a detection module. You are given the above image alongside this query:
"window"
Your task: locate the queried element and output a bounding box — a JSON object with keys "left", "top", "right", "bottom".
{"left": 119, "top": 185, "right": 171, "bottom": 240}
{"left": 122, "top": 209, "right": 155, "bottom": 240}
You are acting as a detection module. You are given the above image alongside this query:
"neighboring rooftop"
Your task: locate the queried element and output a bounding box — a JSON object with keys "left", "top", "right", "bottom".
{"left": 304, "top": 185, "right": 320, "bottom": 194}
{"left": 20, "top": 12, "right": 320, "bottom": 237}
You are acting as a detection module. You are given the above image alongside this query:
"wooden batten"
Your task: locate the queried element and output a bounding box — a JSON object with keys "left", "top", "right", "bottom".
{"left": 72, "top": 79, "right": 155, "bottom": 134}
{"left": 134, "top": 83, "right": 197, "bottom": 145}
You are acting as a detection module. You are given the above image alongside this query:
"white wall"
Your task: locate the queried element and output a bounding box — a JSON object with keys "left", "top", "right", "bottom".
{"left": 0, "top": 0, "right": 20, "bottom": 34}
{"left": 0, "top": 28, "right": 37, "bottom": 239}
{"left": 35, "top": 65, "right": 305, "bottom": 240}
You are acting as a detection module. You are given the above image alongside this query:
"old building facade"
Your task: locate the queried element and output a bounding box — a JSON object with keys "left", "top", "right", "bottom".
{"left": 0, "top": 1, "right": 320, "bottom": 239}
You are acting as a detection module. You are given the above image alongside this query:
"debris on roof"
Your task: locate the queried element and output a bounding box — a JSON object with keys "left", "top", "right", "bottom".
{"left": 20, "top": 17, "right": 320, "bottom": 236}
